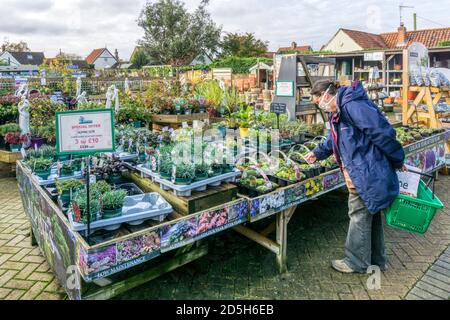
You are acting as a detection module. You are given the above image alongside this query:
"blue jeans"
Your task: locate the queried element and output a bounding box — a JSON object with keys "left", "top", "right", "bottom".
{"left": 343, "top": 193, "right": 388, "bottom": 273}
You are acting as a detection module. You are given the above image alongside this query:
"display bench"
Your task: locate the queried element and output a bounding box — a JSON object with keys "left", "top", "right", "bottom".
{"left": 16, "top": 161, "right": 248, "bottom": 300}
{"left": 16, "top": 131, "right": 449, "bottom": 299}
{"left": 234, "top": 131, "right": 450, "bottom": 273}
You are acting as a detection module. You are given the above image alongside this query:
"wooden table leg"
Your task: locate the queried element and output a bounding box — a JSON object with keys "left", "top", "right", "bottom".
{"left": 276, "top": 209, "right": 288, "bottom": 273}
{"left": 30, "top": 227, "right": 37, "bottom": 246}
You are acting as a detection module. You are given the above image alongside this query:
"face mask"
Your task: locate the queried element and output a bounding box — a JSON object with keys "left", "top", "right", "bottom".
{"left": 318, "top": 87, "right": 336, "bottom": 112}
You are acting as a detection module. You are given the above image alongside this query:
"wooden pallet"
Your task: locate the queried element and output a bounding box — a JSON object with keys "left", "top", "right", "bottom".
{"left": 126, "top": 171, "right": 238, "bottom": 216}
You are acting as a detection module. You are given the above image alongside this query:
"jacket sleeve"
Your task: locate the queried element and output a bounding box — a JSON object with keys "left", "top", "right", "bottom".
{"left": 345, "top": 102, "right": 405, "bottom": 169}
{"left": 312, "top": 132, "right": 334, "bottom": 161}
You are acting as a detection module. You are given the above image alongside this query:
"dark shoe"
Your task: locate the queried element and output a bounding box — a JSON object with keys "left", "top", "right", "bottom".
{"left": 331, "top": 259, "right": 358, "bottom": 274}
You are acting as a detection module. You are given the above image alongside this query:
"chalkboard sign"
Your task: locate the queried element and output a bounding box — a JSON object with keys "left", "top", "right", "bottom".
{"left": 270, "top": 103, "right": 287, "bottom": 114}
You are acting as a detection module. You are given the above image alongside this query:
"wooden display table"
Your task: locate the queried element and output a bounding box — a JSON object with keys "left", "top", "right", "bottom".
{"left": 0, "top": 149, "right": 22, "bottom": 178}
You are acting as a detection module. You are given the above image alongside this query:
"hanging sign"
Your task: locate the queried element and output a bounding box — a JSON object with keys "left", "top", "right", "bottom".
{"left": 55, "top": 109, "right": 115, "bottom": 156}
{"left": 408, "top": 42, "right": 429, "bottom": 70}
{"left": 364, "top": 52, "right": 384, "bottom": 61}
{"left": 275, "top": 81, "right": 295, "bottom": 97}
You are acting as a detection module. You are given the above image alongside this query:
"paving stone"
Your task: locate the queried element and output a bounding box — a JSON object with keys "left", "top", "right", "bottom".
{"left": 415, "top": 281, "right": 449, "bottom": 300}
{"left": 4, "top": 289, "right": 26, "bottom": 300}
{"left": 35, "top": 292, "right": 63, "bottom": 300}
{"left": 0, "top": 270, "right": 18, "bottom": 287}
{"left": 0, "top": 288, "right": 12, "bottom": 299}
{"left": 26, "top": 272, "right": 54, "bottom": 282}
{"left": 20, "top": 282, "right": 48, "bottom": 300}
{"left": 0, "top": 261, "right": 28, "bottom": 271}
{"left": 15, "top": 263, "right": 40, "bottom": 280}
{"left": 4, "top": 279, "right": 36, "bottom": 290}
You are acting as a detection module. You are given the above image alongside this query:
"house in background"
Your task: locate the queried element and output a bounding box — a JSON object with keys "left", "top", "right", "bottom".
{"left": 189, "top": 51, "right": 214, "bottom": 66}
{"left": 321, "top": 25, "right": 450, "bottom": 93}
{"left": 0, "top": 51, "right": 45, "bottom": 77}
{"left": 86, "top": 48, "right": 118, "bottom": 70}
{"left": 277, "top": 42, "right": 313, "bottom": 54}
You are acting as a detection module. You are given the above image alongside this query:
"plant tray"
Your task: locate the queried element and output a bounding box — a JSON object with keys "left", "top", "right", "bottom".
{"left": 154, "top": 170, "right": 240, "bottom": 197}
{"left": 33, "top": 166, "right": 82, "bottom": 186}
{"left": 68, "top": 193, "right": 173, "bottom": 234}
{"left": 104, "top": 152, "right": 138, "bottom": 161}
{"left": 135, "top": 164, "right": 161, "bottom": 181}
{"left": 236, "top": 177, "right": 280, "bottom": 198}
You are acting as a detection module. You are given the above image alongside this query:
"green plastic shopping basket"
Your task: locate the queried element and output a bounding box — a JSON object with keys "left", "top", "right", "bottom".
{"left": 385, "top": 171, "right": 444, "bottom": 235}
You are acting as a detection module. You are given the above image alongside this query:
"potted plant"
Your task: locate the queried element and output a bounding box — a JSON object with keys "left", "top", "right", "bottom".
{"left": 159, "top": 158, "right": 173, "bottom": 180}
{"left": 72, "top": 190, "right": 101, "bottom": 224}
{"left": 56, "top": 179, "right": 83, "bottom": 204}
{"left": 0, "top": 123, "right": 20, "bottom": 149}
{"left": 194, "top": 163, "right": 210, "bottom": 181}
{"left": 101, "top": 190, "right": 127, "bottom": 219}
{"left": 72, "top": 158, "right": 82, "bottom": 172}
{"left": 299, "top": 163, "right": 314, "bottom": 179}
{"left": 39, "top": 145, "right": 56, "bottom": 160}
{"left": 5, "top": 132, "right": 27, "bottom": 152}
{"left": 90, "top": 180, "right": 112, "bottom": 195}
{"left": 60, "top": 163, "right": 74, "bottom": 177}
{"left": 174, "top": 163, "right": 195, "bottom": 185}
{"left": 31, "top": 158, "right": 53, "bottom": 180}
{"left": 138, "top": 145, "right": 146, "bottom": 163}
{"left": 210, "top": 162, "right": 223, "bottom": 176}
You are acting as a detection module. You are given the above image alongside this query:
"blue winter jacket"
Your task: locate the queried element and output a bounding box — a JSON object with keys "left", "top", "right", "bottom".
{"left": 313, "top": 82, "right": 405, "bottom": 214}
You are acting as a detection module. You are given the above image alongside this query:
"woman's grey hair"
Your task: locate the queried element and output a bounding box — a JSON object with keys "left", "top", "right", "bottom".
{"left": 311, "top": 79, "right": 340, "bottom": 97}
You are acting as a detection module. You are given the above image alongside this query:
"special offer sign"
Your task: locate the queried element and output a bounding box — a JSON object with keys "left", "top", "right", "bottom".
{"left": 56, "top": 109, "right": 115, "bottom": 155}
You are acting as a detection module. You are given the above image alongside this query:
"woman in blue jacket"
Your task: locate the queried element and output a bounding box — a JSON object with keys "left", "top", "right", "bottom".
{"left": 305, "top": 80, "right": 405, "bottom": 274}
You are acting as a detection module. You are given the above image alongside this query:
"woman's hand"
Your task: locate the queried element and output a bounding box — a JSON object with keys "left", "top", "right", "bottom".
{"left": 305, "top": 152, "right": 317, "bottom": 164}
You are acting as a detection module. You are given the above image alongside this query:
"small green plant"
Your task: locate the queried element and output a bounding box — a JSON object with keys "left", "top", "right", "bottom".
{"left": 102, "top": 190, "right": 127, "bottom": 211}
{"left": 195, "top": 163, "right": 210, "bottom": 177}
{"left": 72, "top": 189, "right": 101, "bottom": 222}
{"left": 90, "top": 181, "right": 111, "bottom": 195}
{"left": 56, "top": 179, "right": 83, "bottom": 195}
{"left": 0, "top": 123, "right": 20, "bottom": 137}
{"left": 31, "top": 158, "right": 53, "bottom": 171}
{"left": 175, "top": 163, "right": 195, "bottom": 180}
{"left": 40, "top": 145, "right": 56, "bottom": 159}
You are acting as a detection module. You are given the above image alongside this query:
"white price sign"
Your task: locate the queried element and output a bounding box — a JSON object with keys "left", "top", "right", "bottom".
{"left": 275, "top": 81, "right": 294, "bottom": 97}
{"left": 56, "top": 109, "right": 115, "bottom": 155}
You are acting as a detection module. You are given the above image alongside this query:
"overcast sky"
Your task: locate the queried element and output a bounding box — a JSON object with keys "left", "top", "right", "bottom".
{"left": 1, "top": 0, "right": 449, "bottom": 60}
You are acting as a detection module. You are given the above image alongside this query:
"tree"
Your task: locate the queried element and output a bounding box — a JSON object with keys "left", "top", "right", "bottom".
{"left": 2, "top": 41, "right": 30, "bottom": 52}
{"left": 55, "top": 52, "right": 82, "bottom": 60}
{"left": 221, "top": 32, "right": 268, "bottom": 58}
{"left": 131, "top": 49, "right": 150, "bottom": 68}
{"left": 138, "top": 0, "right": 222, "bottom": 66}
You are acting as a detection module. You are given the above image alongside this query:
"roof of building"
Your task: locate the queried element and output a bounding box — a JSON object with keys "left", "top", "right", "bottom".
{"left": 278, "top": 45, "right": 313, "bottom": 53}
{"left": 380, "top": 27, "right": 450, "bottom": 49}
{"left": 3, "top": 52, "right": 45, "bottom": 66}
{"left": 338, "top": 27, "right": 450, "bottom": 50}
{"left": 340, "top": 29, "right": 388, "bottom": 49}
{"left": 86, "top": 48, "right": 116, "bottom": 64}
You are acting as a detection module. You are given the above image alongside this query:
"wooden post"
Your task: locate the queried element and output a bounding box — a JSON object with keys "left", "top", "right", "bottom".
{"left": 276, "top": 209, "right": 288, "bottom": 273}
{"left": 402, "top": 49, "right": 409, "bottom": 126}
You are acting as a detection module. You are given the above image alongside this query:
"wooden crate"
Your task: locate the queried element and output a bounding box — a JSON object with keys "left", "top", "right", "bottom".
{"left": 0, "top": 149, "right": 21, "bottom": 164}
{"left": 126, "top": 172, "right": 238, "bottom": 216}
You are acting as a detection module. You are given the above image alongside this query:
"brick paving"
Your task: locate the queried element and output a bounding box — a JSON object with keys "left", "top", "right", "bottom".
{"left": 0, "top": 178, "right": 66, "bottom": 300}
{"left": 0, "top": 175, "right": 449, "bottom": 300}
